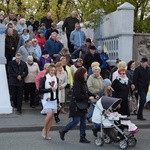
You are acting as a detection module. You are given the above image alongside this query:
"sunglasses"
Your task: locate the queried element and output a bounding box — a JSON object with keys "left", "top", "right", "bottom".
{"left": 119, "top": 73, "right": 125, "bottom": 75}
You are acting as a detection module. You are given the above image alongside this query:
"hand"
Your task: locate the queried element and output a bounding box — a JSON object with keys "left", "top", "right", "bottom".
{"left": 17, "top": 75, "right": 22, "bottom": 80}
{"left": 89, "top": 96, "right": 94, "bottom": 100}
{"left": 131, "top": 84, "right": 135, "bottom": 91}
{"left": 59, "top": 85, "right": 63, "bottom": 90}
{"left": 52, "top": 87, "right": 56, "bottom": 92}
{"left": 12, "top": 47, "right": 14, "bottom": 50}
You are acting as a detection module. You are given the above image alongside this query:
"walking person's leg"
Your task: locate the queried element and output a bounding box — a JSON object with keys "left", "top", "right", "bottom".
{"left": 137, "top": 91, "right": 146, "bottom": 120}
{"left": 80, "top": 115, "right": 90, "bottom": 143}
{"left": 59, "top": 117, "right": 80, "bottom": 141}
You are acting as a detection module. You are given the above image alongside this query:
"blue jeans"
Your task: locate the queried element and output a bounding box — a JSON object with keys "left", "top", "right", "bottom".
{"left": 87, "top": 103, "right": 95, "bottom": 119}
{"left": 63, "top": 115, "right": 86, "bottom": 135}
{"left": 138, "top": 91, "right": 147, "bottom": 118}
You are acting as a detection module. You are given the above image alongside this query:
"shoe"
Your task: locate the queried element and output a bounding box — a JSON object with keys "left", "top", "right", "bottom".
{"left": 55, "top": 117, "right": 60, "bottom": 123}
{"left": 92, "top": 128, "right": 99, "bottom": 137}
{"left": 59, "top": 130, "right": 65, "bottom": 141}
{"left": 80, "top": 136, "right": 90, "bottom": 143}
{"left": 45, "top": 136, "right": 52, "bottom": 140}
{"left": 137, "top": 117, "right": 146, "bottom": 121}
{"left": 42, "top": 129, "right": 46, "bottom": 139}
{"left": 17, "top": 110, "right": 22, "bottom": 115}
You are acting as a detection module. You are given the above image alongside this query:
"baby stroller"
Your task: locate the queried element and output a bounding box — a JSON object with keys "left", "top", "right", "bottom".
{"left": 92, "top": 96, "right": 138, "bottom": 149}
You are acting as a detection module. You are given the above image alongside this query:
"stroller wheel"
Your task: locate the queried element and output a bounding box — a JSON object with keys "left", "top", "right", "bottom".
{"left": 94, "top": 137, "right": 104, "bottom": 146}
{"left": 119, "top": 140, "right": 128, "bottom": 149}
{"left": 104, "top": 134, "right": 112, "bottom": 144}
{"left": 127, "top": 137, "right": 137, "bottom": 147}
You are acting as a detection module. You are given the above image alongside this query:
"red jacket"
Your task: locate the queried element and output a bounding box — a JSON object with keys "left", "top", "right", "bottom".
{"left": 34, "top": 34, "right": 46, "bottom": 51}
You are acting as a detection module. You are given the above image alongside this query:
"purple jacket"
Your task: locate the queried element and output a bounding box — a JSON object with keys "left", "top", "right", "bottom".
{"left": 37, "top": 56, "right": 52, "bottom": 70}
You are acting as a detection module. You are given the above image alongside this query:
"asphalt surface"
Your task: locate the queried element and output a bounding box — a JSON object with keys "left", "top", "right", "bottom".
{"left": 0, "top": 102, "right": 150, "bottom": 133}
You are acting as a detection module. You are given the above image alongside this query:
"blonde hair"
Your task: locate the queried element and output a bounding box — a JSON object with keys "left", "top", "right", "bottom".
{"left": 45, "top": 64, "right": 56, "bottom": 75}
{"left": 117, "top": 61, "right": 127, "bottom": 69}
{"left": 92, "top": 66, "right": 101, "bottom": 72}
{"left": 91, "top": 61, "right": 100, "bottom": 68}
{"left": 55, "top": 62, "right": 63, "bottom": 68}
{"left": 44, "top": 63, "right": 50, "bottom": 70}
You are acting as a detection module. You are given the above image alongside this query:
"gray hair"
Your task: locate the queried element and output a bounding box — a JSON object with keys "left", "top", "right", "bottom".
{"left": 27, "top": 55, "right": 33, "bottom": 61}
{"left": 15, "top": 53, "right": 22, "bottom": 57}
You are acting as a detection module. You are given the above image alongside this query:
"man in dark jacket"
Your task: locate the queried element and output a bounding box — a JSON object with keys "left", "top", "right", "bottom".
{"left": 8, "top": 53, "right": 28, "bottom": 114}
{"left": 5, "top": 28, "right": 17, "bottom": 65}
{"left": 40, "top": 12, "right": 53, "bottom": 29}
{"left": 83, "top": 45, "right": 103, "bottom": 73}
{"left": 62, "top": 11, "right": 79, "bottom": 53}
{"left": 133, "top": 57, "right": 150, "bottom": 120}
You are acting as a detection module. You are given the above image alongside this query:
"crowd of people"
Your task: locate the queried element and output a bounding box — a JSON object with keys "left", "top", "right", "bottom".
{"left": 1, "top": 10, "right": 150, "bottom": 143}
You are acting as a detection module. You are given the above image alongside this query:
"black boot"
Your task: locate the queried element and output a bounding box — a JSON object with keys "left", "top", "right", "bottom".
{"left": 55, "top": 116, "right": 60, "bottom": 123}
{"left": 80, "top": 135, "right": 90, "bottom": 143}
{"left": 59, "top": 129, "right": 66, "bottom": 141}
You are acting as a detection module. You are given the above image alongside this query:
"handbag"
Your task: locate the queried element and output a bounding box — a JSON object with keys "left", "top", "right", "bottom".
{"left": 73, "top": 96, "right": 88, "bottom": 110}
{"left": 128, "top": 91, "right": 137, "bottom": 113}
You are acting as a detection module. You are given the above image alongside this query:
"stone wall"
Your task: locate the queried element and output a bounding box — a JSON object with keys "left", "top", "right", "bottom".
{"left": 133, "top": 33, "right": 150, "bottom": 64}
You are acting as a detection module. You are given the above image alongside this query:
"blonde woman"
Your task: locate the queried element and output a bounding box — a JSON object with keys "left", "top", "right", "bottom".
{"left": 39, "top": 64, "right": 59, "bottom": 140}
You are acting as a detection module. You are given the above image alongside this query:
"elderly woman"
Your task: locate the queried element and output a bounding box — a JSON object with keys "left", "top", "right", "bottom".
{"left": 86, "top": 66, "right": 104, "bottom": 122}
{"left": 70, "top": 58, "right": 84, "bottom": 76}
{"left": 16, "top": 18, "right": 27, "bottom": 36}
{"left": 17, "top": 39, "right": 38, "bottom": 62}
{"left": 24, "top": 56, "right": 40, "bottom": 107}
{"left": 32, "top": 38, "right": 42, "bottom": 59}
{"left": 112, "top": 68, "right": 130, "bottom": 116}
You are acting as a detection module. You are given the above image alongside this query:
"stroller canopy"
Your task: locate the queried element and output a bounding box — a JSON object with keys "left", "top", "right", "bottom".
{"left": 100, "top": 96, "right": 122, "bottom": 110}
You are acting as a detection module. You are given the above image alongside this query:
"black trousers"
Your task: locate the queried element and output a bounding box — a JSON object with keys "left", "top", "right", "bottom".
{"left": 66, "top": 33, "right": 74, "bottom": 53}
{"left": 24, "top": 83, "right": 36, "bottom": 107}
{"left": 10, "top": 86, "right": 24, "bottom": 112}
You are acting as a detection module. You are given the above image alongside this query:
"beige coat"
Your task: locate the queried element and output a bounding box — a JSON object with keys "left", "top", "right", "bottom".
{"left": 87, "top": 74, "right": 104, "bottom": 95}
{"left": 25, "top": 62, "right": 40, "bottom": 83}
{"left": 57, "top": 71, "right": 68, "bottom": 103}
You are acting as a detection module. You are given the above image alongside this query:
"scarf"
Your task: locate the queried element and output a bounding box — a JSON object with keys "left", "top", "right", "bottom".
{"left": 117, "top": 76, "right": 128, "bottom": 85}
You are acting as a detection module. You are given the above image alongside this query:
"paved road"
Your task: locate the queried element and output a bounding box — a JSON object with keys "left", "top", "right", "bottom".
{"left": 0, "top": 129, "right": 149, "bottom": 150}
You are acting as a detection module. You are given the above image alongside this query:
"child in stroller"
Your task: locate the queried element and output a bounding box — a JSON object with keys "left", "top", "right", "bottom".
{"left": 92, "top": 96, "right": 139, "bottom": 149}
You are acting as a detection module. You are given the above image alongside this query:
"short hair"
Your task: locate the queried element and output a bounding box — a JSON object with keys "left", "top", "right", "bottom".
{"left": 27, "top": 56, "right": 33, "bottom": 61}
{"left": 32, "top": 38, "right": 38, "bottom": 43}
{"left": 7, "top": 22, "right": 13, "bottom": 26}
{"left": 61, "top": 48, "right": 68, "bottom": 53}
{"left": 60, "top": 56, "right": 66, "bottom": 61}
{"left": 40, "top": 23, "right": 45, "bottom": 26}
{"left": 118, "top": 61, "right": 126, "bottom": 69}
{"left": 23, "top": 28, "right": 29, "bottom": 33}
{"left": 51, "top": 32, "right": 57, "bottom": 36}
{"left": 86, "top": 38, "right": 91, "bottom": 43}
{"left": 19, "top": 18, "right": 26, "bottom": 24}
{"left": 25, "top": 39, "right": 31, "bottom": 43}
{"left": 55, "top": 62, "right": 63, "bottom": 68}
{"left": 77, "top": 58, "right": 83, "bottom": 64}
{"left": 73, "top": 67, "right": 87, "bottom": 82}
{"left": 118, "top": 68, "right": 127, "bottom": 74}
{"left": 15, "top": 53, "right": 22, "bottom": 57}
{"left": 92, "top": 66, "right": 101, "bottom": 72}
{"left": 91, "top": 61, "right": 100, "bottom": 68}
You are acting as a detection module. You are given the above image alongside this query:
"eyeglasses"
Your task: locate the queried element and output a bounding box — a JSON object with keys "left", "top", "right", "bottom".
{"left": 119, "top": 73, "right": 125, "bottom": 75}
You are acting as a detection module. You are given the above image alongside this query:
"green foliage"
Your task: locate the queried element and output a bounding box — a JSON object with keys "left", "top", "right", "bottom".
{"left": 0, "top": 0, "right": 150, "bottom": 32}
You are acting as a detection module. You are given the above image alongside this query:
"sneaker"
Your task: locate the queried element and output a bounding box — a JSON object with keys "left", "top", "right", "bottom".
{"left": 45, "top": 136, "right": 52, "bottom": 140}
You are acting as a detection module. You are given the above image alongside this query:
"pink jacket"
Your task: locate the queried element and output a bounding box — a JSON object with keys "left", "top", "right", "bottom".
{"left": 35, "top": 70, "right": 46, "bottom": 89}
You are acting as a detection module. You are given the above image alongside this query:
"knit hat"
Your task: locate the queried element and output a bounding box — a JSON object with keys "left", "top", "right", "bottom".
{"left": 97, "top": 46, "right": 103, "bottom": 51}
{"left": 140, "top": 57, "right": 148, "bottom": 63}
{"left": 89, "top": 45, "right": 97, "bottom": 50}
{"left": 103, "top": 79, "right": 112, "bottom": 87}
{"left": 42, "top": 50, "right": 49, "bottom": 55}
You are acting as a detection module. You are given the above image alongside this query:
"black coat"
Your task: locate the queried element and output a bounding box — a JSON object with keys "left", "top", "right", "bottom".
{"left": 5, "top": 35, "right": 17, "bottom": 55}
{"left": 133, "top": 65, "right": 150, "bottom": 93}
{"left": 69, "top": 81, "right": 95, "bottom": 117}
{"left": 40, "top": 17, "right": 53, "bottom": 29}
{"left": 8, "top": 60, "right": 28, "bottom": 86}
{"left": 83, "top": 52, "right": 103, "bottom": 71}
{"left": 62, "top": 16, "right": 79, "bottom": 34}
{"left": 112, "top": 79, "right": 130, "bottom": 116}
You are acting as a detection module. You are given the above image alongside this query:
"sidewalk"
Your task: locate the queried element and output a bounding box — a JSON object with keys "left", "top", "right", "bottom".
{"left": 0, "top": 102, "right": 150, "bottom": 133}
